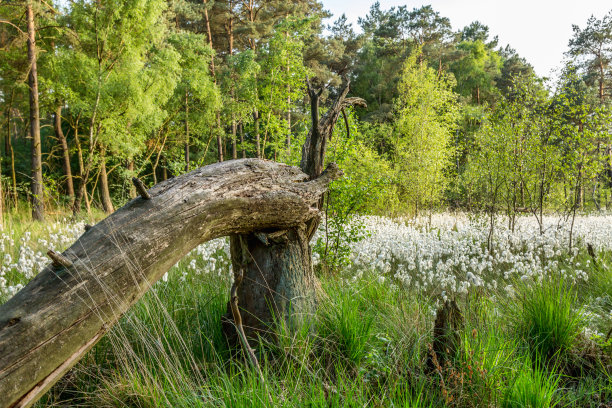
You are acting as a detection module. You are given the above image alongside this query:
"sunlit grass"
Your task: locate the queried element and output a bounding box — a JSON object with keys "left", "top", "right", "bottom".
{"left": 0, "top": 209, "right": 608, "bottom": 407}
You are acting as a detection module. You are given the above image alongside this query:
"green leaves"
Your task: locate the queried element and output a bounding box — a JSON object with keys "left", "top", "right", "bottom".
{"left": 394, "top": 48, "right": 460, "bottom": 214}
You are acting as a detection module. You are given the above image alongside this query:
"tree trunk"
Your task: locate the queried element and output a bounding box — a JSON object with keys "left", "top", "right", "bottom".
{"left": 225, "top": 81, "right": 365, "bottom": 340}
{"left": 54, "top": 106, "right": 74, "bottom": 200}
{"left": 72, "top": 129, "right": 91, "bottom": 215}
{"left": 240, "top": 122, "right": 246, "bottom": 158}
{"left": 216, "top": 113, "right": 224, "bottom": 162}
{"left": 185, "top": 91, "right": 190, "bottom": 172}
{"left": 127, "top": 160, "right": 137, "bottom": 198}
{"left": 27, "top": 2, "right": 44, "bottom": 221}
{"left": 98, "top": 149, "right": 114, "bottom": 214}
{"left": 231, "top": 117, "right": 237, "bottom": 160}
{"left": 4, "top": 90, "right": 17, "bottom": 208}
{"left": 0, "top": 159, "right": 341, "bottom": 408}
{"left": 254, "top": 109, "right": 261, "bottom": 158}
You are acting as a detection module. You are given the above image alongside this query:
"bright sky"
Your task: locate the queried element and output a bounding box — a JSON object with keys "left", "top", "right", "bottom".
{"left": 322, "top": 0, "right": 612, "bottom": 79}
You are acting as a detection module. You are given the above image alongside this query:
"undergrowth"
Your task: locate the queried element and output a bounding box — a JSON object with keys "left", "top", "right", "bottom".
{"left": 34, "top": 265, "right": 611, "bottom": 407}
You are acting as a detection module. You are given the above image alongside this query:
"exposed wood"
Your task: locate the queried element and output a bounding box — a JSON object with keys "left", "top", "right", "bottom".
{"left": 0, "top": 159, "right": 341, "bottom": 408}
{"left": 427, "top": 300, "right": 463, "bottom": 372}
{"left": 225, "top": 81, "right": 366, "bottom": 340}
{"left": 131, "top": 177, "right": 150, "bottom": 200}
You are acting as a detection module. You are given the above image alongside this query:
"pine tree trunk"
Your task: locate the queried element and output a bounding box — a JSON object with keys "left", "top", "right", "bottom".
{"left": 225, "top": 81, "right": 365, "bottom": 340}
{"left": 98, "top": 149, "right": 114, "bottom": 214}
{"left": 54, "top": 106, "right": 74, "bottom": 200}
{"left": 27, "top": 3, "right": 44, "bottom": 221}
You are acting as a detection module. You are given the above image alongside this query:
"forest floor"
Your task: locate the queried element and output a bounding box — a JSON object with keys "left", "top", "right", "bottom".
{"left": 1, "top": 208, "right": 611, "bottom": 407}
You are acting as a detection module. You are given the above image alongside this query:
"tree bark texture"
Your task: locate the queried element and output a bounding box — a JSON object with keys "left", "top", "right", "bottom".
{"left": 54, "top": 106, "right": 74, "bottom": 200}
{"left": 0, "top": 159, "right": 341, "bottom": 408}
{"left": 226, "top": 81, "right": 366, "bottom": 340}
{"left": 27, "top": 3, "right": 44, "bottom": 221}
{"left": 98, "top": 149, "right": 114, "bottom": 214}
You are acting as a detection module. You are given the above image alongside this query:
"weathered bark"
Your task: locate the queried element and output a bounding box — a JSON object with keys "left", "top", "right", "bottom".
{"left": 0, "top": 159, "right": 341, "bottom": 408}
{"left": 27, "top": 2, "right": 44, "bottom": 221}
{"left": 225, "top": 81, "right": 366, "bottom": 340}
{"left": 54, "top": 106, "right": 74, "bottom": 200}
{"left": 427, "top": 300, "right": 463, "bottom": 372}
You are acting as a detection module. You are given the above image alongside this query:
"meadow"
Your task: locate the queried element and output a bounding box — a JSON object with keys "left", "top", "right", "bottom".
{"left": 1, "top": 210, "right": 610, "bottom": 407}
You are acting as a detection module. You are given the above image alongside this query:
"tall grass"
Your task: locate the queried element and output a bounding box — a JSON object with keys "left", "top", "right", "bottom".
{"left": 511, "top": 277, "right": 585, "bottom": 361}
{"left": 502, "top": 354, "right": 560, "bottom": 408}
{"left": 0, "top": 207, "right": 599, "bottom": 407}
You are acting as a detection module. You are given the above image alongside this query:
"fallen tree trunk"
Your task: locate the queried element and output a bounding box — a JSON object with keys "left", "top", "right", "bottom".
{"left": 0, "top": 159, "right": 341, "bottom": 408}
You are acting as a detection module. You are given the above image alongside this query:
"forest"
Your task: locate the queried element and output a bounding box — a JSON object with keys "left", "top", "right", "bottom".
{"left": 0, "top": 1, "right": 611, "bottom": 407}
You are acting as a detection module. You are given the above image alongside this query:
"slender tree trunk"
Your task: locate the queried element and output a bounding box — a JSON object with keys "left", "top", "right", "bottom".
{"left": 286, "top": 24, "right": 291, "bottom": 151}
{"left": 240, "top": 122, "right": 246, "bottom": 158}
{"left": 254, "top": 109, "right": 261, "bottom": 158}
{"left": 231, "top": 118, "right": 237, "bottom": 160}
{"left": 287, "top": 91, "right": 291, "bottom": 150}
{"left": 599, "top": 59, "right": 604, "bottom": 102}
{"left": 216, "top": 114, "right": 224, "bottom": 162}
{"left": 9, "top": 130, "right": 16, "bottom": 208}
{"left": 98, "top": 148, "right": 114, "bottom": 214}
{"left": 227, "top": 3, "right": 237, "bottom": 160}
{"left": 127, "top": 160, "right": 137, "bottom": 198}
{"left": 185, "top": 91, "right": 190, "bottom": 172}
{"left": 4, "top": 90, "right": 17, "bottom": 208}
{"left": 72, "top": 130, "right": 91, "bottom": 216}
{"left": 203, "top": 0, "right": 223, "bottom": 163}
{"left": 54, "top": 106, "right": 74, "bottom": 200}
{"left": 27, "top": 2, "right": 44, "bottom": 221}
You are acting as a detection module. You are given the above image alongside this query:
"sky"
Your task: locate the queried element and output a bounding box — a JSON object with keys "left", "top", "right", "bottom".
{"left": 322, "top": 0, "right": 612, "bottom": 79}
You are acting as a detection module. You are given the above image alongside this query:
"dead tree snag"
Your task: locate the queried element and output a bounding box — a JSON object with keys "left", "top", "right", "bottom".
{"left": 225, "top": 80, "right": 366, "bottom": 339}
{"left": 0, "top": 159, "right": 341, "bottom": 408}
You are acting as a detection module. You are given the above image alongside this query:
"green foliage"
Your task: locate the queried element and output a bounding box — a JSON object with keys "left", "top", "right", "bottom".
{"left": 319, "top": 284, "right": 375, "bottom": 365}
{"left": 314, "top": 110, "right": 394, "bottom": 270}
{"left": 394, "top": 48, "right": 460, "bottom": 215}
{"left": 450, "top": 39, "right": 502, "bottom": 104}
{"left": 502, "top": 354, "right": 561, "bottom": 408}
{"left": 511, "top": 277, "right": 585, "bottom": 361}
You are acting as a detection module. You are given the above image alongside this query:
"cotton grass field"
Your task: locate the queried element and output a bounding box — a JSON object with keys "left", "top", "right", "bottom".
{"left": 1, "top": 211, "right": 611, "bottom": 407}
